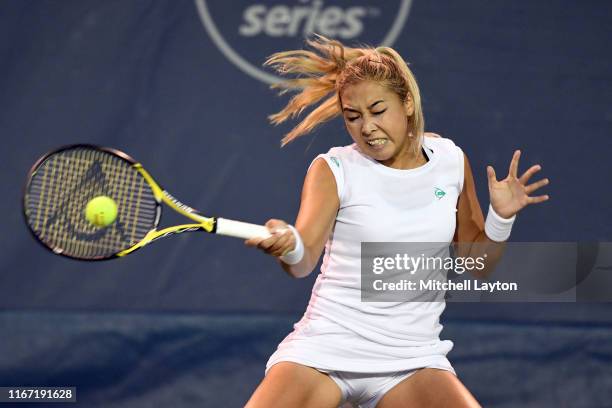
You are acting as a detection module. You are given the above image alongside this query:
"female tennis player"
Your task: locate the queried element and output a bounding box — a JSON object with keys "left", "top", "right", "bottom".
{"left": 244, "top": 36, "right": 549, "bottom": 408}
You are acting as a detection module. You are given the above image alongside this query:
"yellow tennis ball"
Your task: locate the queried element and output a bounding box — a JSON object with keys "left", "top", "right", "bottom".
{"left": 85, "top": 196, "right": 118, "bottom": 228}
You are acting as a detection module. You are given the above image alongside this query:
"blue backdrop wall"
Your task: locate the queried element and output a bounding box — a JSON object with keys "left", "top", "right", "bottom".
{"left": 1, "top": 1, "right": 611, "bottom": 407}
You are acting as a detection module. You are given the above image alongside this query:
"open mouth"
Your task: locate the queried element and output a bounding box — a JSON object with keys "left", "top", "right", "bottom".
{"left": 366, "top": 139, "right": 388, "bottom": 146}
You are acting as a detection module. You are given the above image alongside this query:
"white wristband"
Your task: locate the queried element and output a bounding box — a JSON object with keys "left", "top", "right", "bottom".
{"left": 279, "top": 225, "right": 305, "bottom": 265}
{"left": 484, "top": 204, "right": 516, "bottom": 242}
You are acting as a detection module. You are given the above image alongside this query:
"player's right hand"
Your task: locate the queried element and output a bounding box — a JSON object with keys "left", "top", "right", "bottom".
{"left": 244, "top": 219, "right": 296, "bottom": 258}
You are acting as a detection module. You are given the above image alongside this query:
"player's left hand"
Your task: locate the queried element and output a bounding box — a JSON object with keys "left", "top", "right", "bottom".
{"left": 487, "top": 150, "right": 550, "bottom": 219}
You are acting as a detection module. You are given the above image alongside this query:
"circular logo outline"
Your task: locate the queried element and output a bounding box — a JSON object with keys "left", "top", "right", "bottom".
{"left": 195, "top": 0, "right": 413, "bottom": 84}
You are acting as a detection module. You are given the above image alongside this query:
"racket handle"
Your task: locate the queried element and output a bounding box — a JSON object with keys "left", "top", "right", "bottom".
{"left": 216, "top": 218, "right": 272, "bottom": 240}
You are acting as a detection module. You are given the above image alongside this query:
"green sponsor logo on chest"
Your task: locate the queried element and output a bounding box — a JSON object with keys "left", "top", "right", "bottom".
{"left": 434, "top": 187, "right": 446, "bottom": 200}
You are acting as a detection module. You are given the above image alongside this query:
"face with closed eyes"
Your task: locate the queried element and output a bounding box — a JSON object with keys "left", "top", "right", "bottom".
{"left": 340, "top": 80, "right": 416, "bottom": 169}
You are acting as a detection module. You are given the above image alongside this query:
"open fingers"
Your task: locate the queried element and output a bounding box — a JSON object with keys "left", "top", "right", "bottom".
{"left": 527, "top": 194, "right": 550, "bottom": 205}
{"left": 519, "top": 164, "right": 542, "bottom": 185}
{"left": 525, "top": 177, "right": 549, "bottom": 194}
{"left": 508, "top": 150, "right": 521, "bottom": 178}
{"left": 486, "top": 165, "right": 497, "bottom": 188}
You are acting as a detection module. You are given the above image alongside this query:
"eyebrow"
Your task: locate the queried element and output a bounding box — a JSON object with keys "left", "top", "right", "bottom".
{"left": 343, "top": 100, "right": 384, "bottom": 113}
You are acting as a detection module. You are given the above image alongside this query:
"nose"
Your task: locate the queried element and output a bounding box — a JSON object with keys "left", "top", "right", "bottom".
{"left": 362, "top": 120, "right": 377, "bottom": 137}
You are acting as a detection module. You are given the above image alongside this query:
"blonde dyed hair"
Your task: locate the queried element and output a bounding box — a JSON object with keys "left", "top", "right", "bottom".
{"left": 265, "top": 35, "right": 424, "bottom": 154}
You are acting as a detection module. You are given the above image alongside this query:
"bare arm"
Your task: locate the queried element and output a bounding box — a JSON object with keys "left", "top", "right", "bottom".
{"left": 454, "top": 150, "right": 549, "bottom": 278}
{"left": 454, "top": 153, "right": 486, "bottom": 243}
{"left": 245, "top": 158, "right": 340, "bottom": 278}
{"left": 453, "top": 153, "right": 505, "bottom": 279}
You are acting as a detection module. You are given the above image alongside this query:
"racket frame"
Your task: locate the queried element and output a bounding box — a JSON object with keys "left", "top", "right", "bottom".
{"left": 23, "top": 144, "right": 215, "bottom": 260}
{"left": 24, "top": 144, "right": 271, "bottom": 261}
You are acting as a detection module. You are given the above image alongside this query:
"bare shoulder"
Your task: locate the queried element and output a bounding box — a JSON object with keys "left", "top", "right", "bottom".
{"left": 302, "top": 157, "right": 339, "bottom": 207}
{"left": 307, "top": 157, "right": 336, "bottom": 185}
{"left": 424, "top": 132, "right": 442, "bottom": 138}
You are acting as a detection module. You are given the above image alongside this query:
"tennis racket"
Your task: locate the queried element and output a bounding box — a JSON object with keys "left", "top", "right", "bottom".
{"left": 23, "top": 144, "right": 273, "bottom": 260}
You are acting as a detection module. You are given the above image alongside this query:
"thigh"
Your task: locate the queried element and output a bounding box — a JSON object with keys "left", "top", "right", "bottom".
{"left": 376, "top": 368, "right": 481, "bottom": 408}
{"left": 245, "top": 362, "right": 343, "bottom": 408}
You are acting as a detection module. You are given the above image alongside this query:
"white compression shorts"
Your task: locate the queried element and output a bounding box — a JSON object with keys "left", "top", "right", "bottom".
{"left": 317, "top": 363, "right": 456, "bottom": 408}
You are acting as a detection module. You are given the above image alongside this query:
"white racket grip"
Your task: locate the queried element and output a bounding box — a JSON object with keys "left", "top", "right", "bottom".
{"left": 215, "top": 218, "right": 272, "bottom": 239}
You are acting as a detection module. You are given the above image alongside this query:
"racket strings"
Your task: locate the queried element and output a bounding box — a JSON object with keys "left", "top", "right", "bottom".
{"left": 29, "top": 150, "right": 116, "bottom": 257}
{"left": 25, "top": 147, "right": 158, "bottom": 259}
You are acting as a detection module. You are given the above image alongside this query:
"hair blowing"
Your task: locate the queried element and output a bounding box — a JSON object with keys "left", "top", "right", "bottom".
{"left": 264, "top": 35, "right": 424, "bottom": 154}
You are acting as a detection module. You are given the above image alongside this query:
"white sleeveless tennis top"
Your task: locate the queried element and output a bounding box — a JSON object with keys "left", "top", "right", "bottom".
{"left": 266, "top": 136, "right": 465, "bottom": 374}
